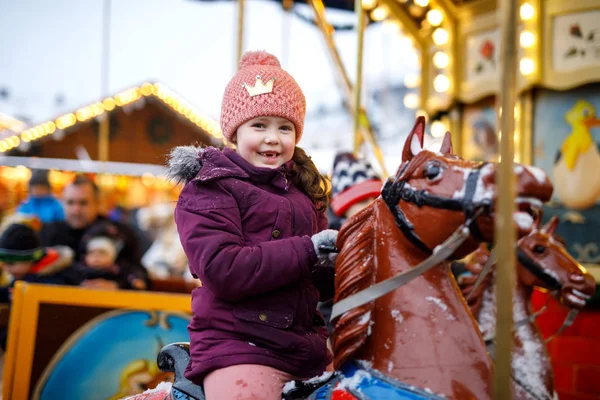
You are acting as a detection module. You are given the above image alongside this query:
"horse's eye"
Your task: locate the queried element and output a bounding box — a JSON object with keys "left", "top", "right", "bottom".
{"left": 533, "top": 245, "right": 546, "bottom": 254}
{"left": 425, "top": 163, "right": 442, "bottom": 180}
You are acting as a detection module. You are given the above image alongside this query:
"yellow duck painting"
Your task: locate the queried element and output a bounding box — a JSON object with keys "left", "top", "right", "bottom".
{"left": 553, "top": 100, "right": 600, "bottom": 209}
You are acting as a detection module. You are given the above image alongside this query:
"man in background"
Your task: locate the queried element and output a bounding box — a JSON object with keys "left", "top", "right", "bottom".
{"left": 40, "top": 175, "right": 149, "bottom": 289}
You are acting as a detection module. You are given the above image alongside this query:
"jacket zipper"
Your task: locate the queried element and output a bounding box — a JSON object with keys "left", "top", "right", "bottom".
{"left": 281, "top": 166, "right": 295, "bottom": 235}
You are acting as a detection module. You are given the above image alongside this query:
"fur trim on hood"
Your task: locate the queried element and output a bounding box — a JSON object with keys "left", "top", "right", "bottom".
{"left": 165, "top": 146, "right": 204, "bottom": 185}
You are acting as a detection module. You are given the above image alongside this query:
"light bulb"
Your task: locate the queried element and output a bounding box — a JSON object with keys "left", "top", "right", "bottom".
{"left": 403, "top": 93, "right": 419, "bottom": 109}
{"left": 361, "top": 0, "right": 377, "bottom": 10}
{"left": 433, "top": 51, "right": 449, "bottom": 68}
{"left": 520, "top": 31, "right": 535, "bottom": 48}
{"left": 520, "top": 58, "right": 534, "bottom": 75}
{"left": 520, "top": 3, "right": 534, "bottom": 20}
{"left": 426, "top": 9, "right": 443, "bottom": 27}
{"left": 404, "top": 73, "right": 420, "bottom": 88}
{"left": 433, "top": 74, "right": 450, "bottom": 92}
{"left": 432, "top": 28, "right": 449, "bottom": 45}
{"left": 371, "top": 5, "right": 389, "bottom": 21}
{"left": 414, "top": 0, "right": 429, "bottom": 7}
{"left": 431, "top": 121, "right": 445, "bottom": 138}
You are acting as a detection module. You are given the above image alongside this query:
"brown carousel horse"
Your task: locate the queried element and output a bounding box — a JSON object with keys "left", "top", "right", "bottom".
{"left": 465, "top": 216, "right": 595, "bottom": 400}
{"left": 327, "top": 116, "right": 553, "bottom": 399}
{"left": 138, "top": 117, "right": 553, "bottom": 400}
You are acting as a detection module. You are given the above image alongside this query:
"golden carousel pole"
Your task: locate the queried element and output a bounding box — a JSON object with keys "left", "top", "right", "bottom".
{"left": 495, "top": 0, "right": 519, "bottom": 397}
{"left": 236, "top": 0, "right": 246, "bottom": 67}
{"left": 353, "top": 0, "right": 366, "bottom": 154}
{"left": 99, "top": 0, "right": 111, "bottom": 163}
{"left": 307, "top": 0, "right": 388, "bottom": 176}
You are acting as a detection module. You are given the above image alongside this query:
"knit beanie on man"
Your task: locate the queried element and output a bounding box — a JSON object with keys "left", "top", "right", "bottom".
{"left": 29, "top": 169, "right": 50, "bottom": 188}
{"left": 0, "top": 223, "right": 44, "bottom": 263}
{"left": 330, "top": 152, "right": 383, "bottom": 217}
{"left": 220, "top": 50, "right": 306, "bottom": 143}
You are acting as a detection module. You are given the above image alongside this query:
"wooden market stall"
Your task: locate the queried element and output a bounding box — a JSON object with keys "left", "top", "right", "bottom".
{"left": 0, "top": 82, "right": 224, "bottom": 211}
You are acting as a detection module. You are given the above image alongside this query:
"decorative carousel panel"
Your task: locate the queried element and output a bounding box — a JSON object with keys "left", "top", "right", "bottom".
{"left": 552, "top": 10, "right": 600, "bottom": 73}
{"left": 543, "top": 1, "right": 600, "bottom": 90}
{"left": 460, "top": 96, "right": 498, "bottom": 162}
{"left": 4, "top": 283, "right": 191, "bottom": 400}
{"left": 459, "top": 28, "right": 500, "bottom": 102}
{"left": 532, "top": 83, "right": 600, "bottom": 266}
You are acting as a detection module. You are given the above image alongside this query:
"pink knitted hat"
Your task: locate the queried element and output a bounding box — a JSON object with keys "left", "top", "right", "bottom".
{"left": 220, "top": 51, "right": 306, "bottom": 143}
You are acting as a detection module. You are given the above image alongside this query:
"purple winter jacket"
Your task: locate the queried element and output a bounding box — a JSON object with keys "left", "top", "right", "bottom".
{"left": 174, "top": 147, "right": 333, "bottom": 384}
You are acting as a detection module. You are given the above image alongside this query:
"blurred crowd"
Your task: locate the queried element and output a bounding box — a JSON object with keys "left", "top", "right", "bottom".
{"left": 0, "top": 170, "right": 197, "bottom": 306}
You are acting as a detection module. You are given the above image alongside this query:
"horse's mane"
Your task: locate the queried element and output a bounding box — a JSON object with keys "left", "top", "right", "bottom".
{"left": 331, "top": 203, "right": 377, "bottom": 369}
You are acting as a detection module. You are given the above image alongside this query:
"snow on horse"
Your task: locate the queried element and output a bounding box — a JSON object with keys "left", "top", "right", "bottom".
{"left": 127, "top": 117, "right": 553, "bottom": 400}
{"left": 470, "top": 216, "right": 595, "bottom": 400}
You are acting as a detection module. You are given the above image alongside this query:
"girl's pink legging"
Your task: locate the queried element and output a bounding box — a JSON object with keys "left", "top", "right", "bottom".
{"left": 203, "top": 364, "right": 296, "bottom": 400}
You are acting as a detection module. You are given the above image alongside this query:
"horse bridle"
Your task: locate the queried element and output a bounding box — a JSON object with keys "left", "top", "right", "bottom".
{"left": 331, "top": 160, "right": 494, "bottom": 321}
{"left": 381, "top": 161, "right": 492, "bottom": 254}
{"left": 480, "top": 247, "right": 576, "bottom": 348}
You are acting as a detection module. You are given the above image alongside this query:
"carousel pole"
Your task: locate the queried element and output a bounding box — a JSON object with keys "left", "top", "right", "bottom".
{"left": 236, "top": 0, "right": 245, "bottom": 68}
{"left": 353, "top": 0, "right": 366, "bottom": 154}
{"left": 307, "top": 0, "right": 388, "bottom": 176}
{"left": 281, "top": 0, "right": 293, "bottom": 68}
{"left": 99, "top": 0, "right": 111, "bottom": 163}
{"left": 494, "top": 0, "right": 519, "bottom": 397}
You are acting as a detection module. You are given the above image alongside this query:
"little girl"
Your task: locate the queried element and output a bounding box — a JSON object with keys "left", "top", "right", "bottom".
{"left": 167, "top": 50, "right": 337, "bottom": 399}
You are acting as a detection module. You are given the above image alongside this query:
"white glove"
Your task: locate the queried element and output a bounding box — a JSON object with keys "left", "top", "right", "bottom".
{"left": 311, "top": 229, "right": 338, "bottom": 267}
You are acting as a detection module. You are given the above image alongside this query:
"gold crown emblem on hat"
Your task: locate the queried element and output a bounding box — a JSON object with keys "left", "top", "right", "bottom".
{"left": 242, "top": 75, "right": 275, "bottom": 97}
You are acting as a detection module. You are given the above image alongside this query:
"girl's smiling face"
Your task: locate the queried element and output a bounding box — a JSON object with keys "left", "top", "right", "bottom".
{"left": 233, "top": 116, "right": 296, "bottom": 168}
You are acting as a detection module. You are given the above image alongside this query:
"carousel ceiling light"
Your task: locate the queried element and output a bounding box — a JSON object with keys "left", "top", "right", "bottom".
{"left": 414, "top": 0, "right": 429, "bottom": 7}
{"left": 519, "top": 57, "right": 534, "bottom": 75}
{"left": 520, "top": 3, "right": 534, "bottom": 20}
{"left": 403, "top": 93, "right": 419, "bottom": 109}
{"left": 371, "top": 5, "right": 389, "bottom": 21}
{"left": 430, "top": 121, "right": 445, "bottom": 138}
{"left": 426, "top": 9, "right": 443, "bottom": 27}
{"left": 0, "top": 141, "right": 7, "bottom": 152}
{"left": 520, "top": 31, "right": 535, "bottom": 47}
{"left": 361, "top": 0, "right": 377, "bottom": 11}
{"left": 432, "top": 28, "right": 449, "bottom": 45}
{"left": 433, "top": 74, "right": 450, "bottom": 92}
{"left": 433, "top": 51, "right": 449, "bottom": 68}
{"left": 404, "top": 73, "right": 420, "bottom": 88}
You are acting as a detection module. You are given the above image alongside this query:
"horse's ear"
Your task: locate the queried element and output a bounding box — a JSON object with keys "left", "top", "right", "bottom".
{"left": 541, "top": 215, "right": 559, "bottom": 235}
{"left": 402, "top": 116, "right": 426, "bottom": 162}
{"left": 439, "top": 131, "right": 454, "bottom": 155}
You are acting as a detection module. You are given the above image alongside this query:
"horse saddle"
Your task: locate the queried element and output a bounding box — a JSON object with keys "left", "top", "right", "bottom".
{"left": 154, "top": 342, "right": 336, "bottom": 400}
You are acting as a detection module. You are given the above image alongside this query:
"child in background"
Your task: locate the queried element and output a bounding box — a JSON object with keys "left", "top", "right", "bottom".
{"left": 0, "top": 217, "right": 80, "bottom": 350}
{"left": 167, "top": 50, "right": 337, "bottom": 399}
{"left": 0, "top": 219, "right": 79, "bottom": 301}
{"left": 77, "top": 222, "right": 148, "bottom": 290}
{"left": 17, "top": 169, "right": 65, "bottom": 224}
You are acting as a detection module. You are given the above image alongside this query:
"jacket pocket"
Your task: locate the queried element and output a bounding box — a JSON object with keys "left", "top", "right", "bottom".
{"left": 232, "top": 307, "right": 302, "bottom": 354}
{"left": 233, "top": 308, "right": 294, "bottom": 329}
